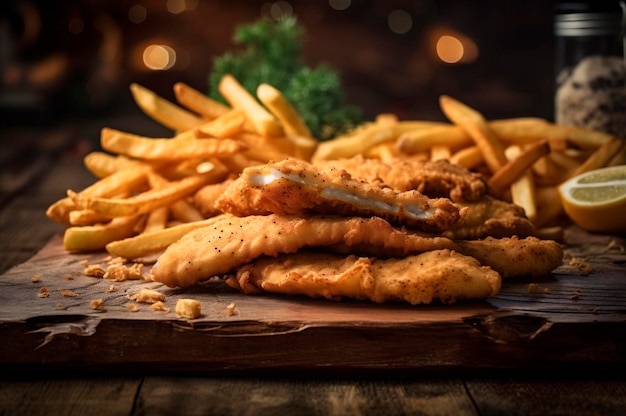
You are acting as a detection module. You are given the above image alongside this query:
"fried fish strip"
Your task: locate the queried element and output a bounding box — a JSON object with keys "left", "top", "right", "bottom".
{"left": 150, "top": 213, "right": 563, "bottom": 288}
{"left": 228, "top": 249, "right": 502, "bottom": 305}
{"left": 443, "top": 195, "right": 536, "bottom": 240}
{"left": 456, "top": 236, "right": 563, "bottom": 278}
{"left": 313, "top": 155, "right": 488, "bottom": 202}
{"left": 150, "top": 214, "right": 458, "bottom": 288}
{"left": 214, "top": 158, "right": 465, "bottom": 233}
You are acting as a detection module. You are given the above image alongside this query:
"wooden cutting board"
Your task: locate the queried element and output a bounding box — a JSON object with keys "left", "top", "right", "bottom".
{"left": 1, "top": 226, "right": 625, "bottom": 375}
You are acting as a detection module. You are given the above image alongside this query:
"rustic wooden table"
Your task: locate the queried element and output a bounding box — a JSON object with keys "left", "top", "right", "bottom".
{"left": 1, "top": 126, "right": 626, "bottom": 415}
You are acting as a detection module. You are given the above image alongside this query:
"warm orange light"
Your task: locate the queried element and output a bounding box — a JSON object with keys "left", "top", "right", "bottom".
{"left": 143, "top": 45, "right": 176, "bottom": 70}
{"left": 431, "top": 27, "right": 479, "bottom": 64}
{"left": 436, "top": 35, "right": 464, "bottom": 63}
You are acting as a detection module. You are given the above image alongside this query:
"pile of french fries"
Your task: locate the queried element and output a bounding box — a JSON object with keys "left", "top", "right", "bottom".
{"left": 46, "top": 73, "right": 626, "bottom": 260}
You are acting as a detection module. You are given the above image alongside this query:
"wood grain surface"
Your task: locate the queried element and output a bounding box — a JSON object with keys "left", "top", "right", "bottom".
{"left": 2, "top": 149, "right": 626, "bottom": 415}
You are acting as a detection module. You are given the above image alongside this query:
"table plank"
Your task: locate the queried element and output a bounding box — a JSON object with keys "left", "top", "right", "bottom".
{"left": 0, "top": 376, "right": 140, "bottom": 416}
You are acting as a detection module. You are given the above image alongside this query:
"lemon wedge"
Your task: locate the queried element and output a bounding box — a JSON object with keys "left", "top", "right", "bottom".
{"left": 559, "top": 165, "right": 626, "bottom": 233}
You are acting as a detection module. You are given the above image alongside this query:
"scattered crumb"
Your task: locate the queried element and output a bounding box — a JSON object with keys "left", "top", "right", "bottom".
{"left": 175, "top": 299, "right": 201, "bottom": 319}
{"left": 130, "top": 288, "right": 165, "bottom": 304}
{"left": 106, "top": 285, "right": 119, "bottom": 293}
{"left": 570, "top": 289, "right": 582, "bottom": 300}
{"left": 569, "top": 257, "right": 592, "bottom": 276}
{"left": 84, "top": 264, "right": 106, "bottom": 278}
{"left": 59, "top": 289, "right": 78, "bottom": 298}
{"left": 104, "top": 262, "right": 144, "bottom": 282}
{"left": 607, "top": 240, "right": 625, "bottom": 253}
{"left": 79, "top": 259, "right": 89, "bottom": 266}
{"left": 226, "top": 303, "right": 237, "bottom": 316}
{"left": 38, "top": 287, "right": 49, "bottom": 298}
{"left": 65, "top": 273, "right": 74, "bottom": 280}
{"left": 528, "top": 283, "right": 549, "bottom": 294}
{"left": 150, "top": 301, "right": 170, "bottom": 312}
{"left": 126, "top": 303, "right": 139, "bottom": 312}
{"left": 55, "top": 302, "right": 63, "bottom": 308}
{"left": 31, "top": 275, "right": 41, "bottom": 283}
{"left": 90, "top": 299, "right": 105, "bottom": 310}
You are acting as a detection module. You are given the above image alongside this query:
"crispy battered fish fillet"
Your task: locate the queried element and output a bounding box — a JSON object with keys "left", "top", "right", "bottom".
{"left": 214, "top": 158, "right": 465, "bottom": 233}
{"left": 150, "top": 214, "right": 563, "bottom": 288}
{"left": 456, "top": 236, "right": 564, "bottom": 279}
{"left": 313, "top": 155, "right": 488, "bottom": 202}
{"left": 443, "top": 195, "right": 536, "bottom": 240}
{"left": 194, "top": 178, "right": 234, "bottom": 218}
{"left": 313, "top": 156, "right": 535, "bottom": 239}
{"left": 150, "top": 214, "right": 459, "bottom": 288}
{"left": 227, "top": 250, "right": 501, "bottom": 305}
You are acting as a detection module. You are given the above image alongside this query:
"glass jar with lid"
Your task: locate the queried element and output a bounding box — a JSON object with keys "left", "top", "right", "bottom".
{"left": 554, "top": 1, "right": 625, "bottom": 137}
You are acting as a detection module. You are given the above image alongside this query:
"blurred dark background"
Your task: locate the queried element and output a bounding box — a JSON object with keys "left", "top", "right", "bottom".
{"left": 1, "top": 0, "right": 556, "bottom": 130}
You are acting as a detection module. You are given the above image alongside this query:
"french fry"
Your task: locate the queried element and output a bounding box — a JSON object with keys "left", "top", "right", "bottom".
{"left": 396, "top": 125, "right": 468, "bottom": 154}
{"left": 257, "top": 83, "right": 312, "bottom": 138}
{"left": 534, "top": 186, "right": 564, "bottom": 228}
{"left": 218, "top": 74, "right": 284, "bottom": 137}
{"left": 312, "top": 124, "right": 393, "bottom": 161}
{"left": 101, "top": 128, "right": 245, "bottom": 161}
{"left": 488, "top": 140, "right": 551, "bottom": 196}
{"left": 69, "top": 170, "right": 225, "bottom": 218}
{"left": 142, "top": 206, "right": 169, "bottom": 234}
{"left": 430, "top": 145, "right": 451, "bottom": 161}
{"left": 505, "top": 145, "right": 537, "bottom": 223}
{"left": 195, "top": 109, "right": 247, "bottom": 139}
{"left": 64, "top": 215, "right": 141, "bottom": 252}
{"left": 363, "top": 141, "right": 398, "bottom": 162}
{"left": 571, "top": 138, "right": 624, "bottom": 176}
{"left": 375, "top": 113, "right": 399, "bottom": 125}
{"left": 173, "top": 82, "right": 230, "bottom": 120}
{"left": 439, "top": 95, "right": 508, "bottom": 174}
{"left": 283, "top": 134, "right": 318, "bottom": 161}
{"left": 130, "top": 83, "right": 204, "bottom": 131}
{"left": 147, "top": 171, "right": 204, "bottom": 223}
{"left": 105, "top": 216, "right": 224, "bottom": 260}
{"left": 449, "top": 146, "right": 483, "bottom": 169}
{"left": 83, "top": 152, "right": 136, "bottom": 178}
{"left": 68, "top": 209, "right": 112, "bottom": 226}
{"left": 235, "top": 132, "right": 296, "bottom": 163}
{"left": 48, "top": 164, "right": 153, "bottom": 225}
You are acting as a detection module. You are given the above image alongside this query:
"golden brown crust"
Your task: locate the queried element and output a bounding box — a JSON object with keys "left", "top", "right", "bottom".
{"left": 215, "top": 158, "right": 465, "bottom": 233}
{"left": 150, "top": 214, "right": 458, "bottom": 288}
{"left": 229, "top": 249, "right": 502, "bottom": 305}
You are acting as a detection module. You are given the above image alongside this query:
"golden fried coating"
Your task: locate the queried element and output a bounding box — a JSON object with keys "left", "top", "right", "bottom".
{"left": 194, "top": 178, "right": 234, "bottom": 218}
{"left": 456, "top": 236, "right": 564, "bottom": 279}
{"left": 214, "top": 158, "right": 465, "bottom": 233}
{"left": 228, "top": 249, "right": 502, "bottom": 305}
{"left": 313, "top": 155, "right": 488, "bottom": 202}
{"left": 150, "top": 214, "right": 458, "bottom": 288}
{"left": 151, "top": 212, "right": 563, "bottom": 288}
{"left": 443, "top": 195, "right": 536, "bottom": 240}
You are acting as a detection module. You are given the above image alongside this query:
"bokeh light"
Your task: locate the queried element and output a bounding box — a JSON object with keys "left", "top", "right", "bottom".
{"left": 143, "top": 44, "right": 176, "bottom": 70}
{"left": 128, "top": 5, "right": 147, "bottom": 24}
{"left": 388, "top": 10, "right": 412, "bottom": 34}
{"left": 329, "top": 0, "right": 351, "bottom": 11}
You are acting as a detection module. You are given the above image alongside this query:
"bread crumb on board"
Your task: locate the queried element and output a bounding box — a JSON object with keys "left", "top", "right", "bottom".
{"left": 37, "top": 287, "right": 49, "bottom": 298}
{"left": 226, "top": 302, "right": 237, "bottom": 316}
{"left": 31, "top": 274, "right": 41, "bottom": 283}
{"left": 150, "top": 301, "right": 170, "bottom": 312}
{"left": 528, "top": 283, "right": 549, "bottom": 294}
{"left": 176, "top": 299, "right": 202, "bottom": 319}
{"left": 59, "top": 288, "right": 78, "bottom": 298}
{"left": 130, "top": 288, "right": 165, "bottom": 304}
{"left": 90, "top": 299, "right": 105, "bottom": 310}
